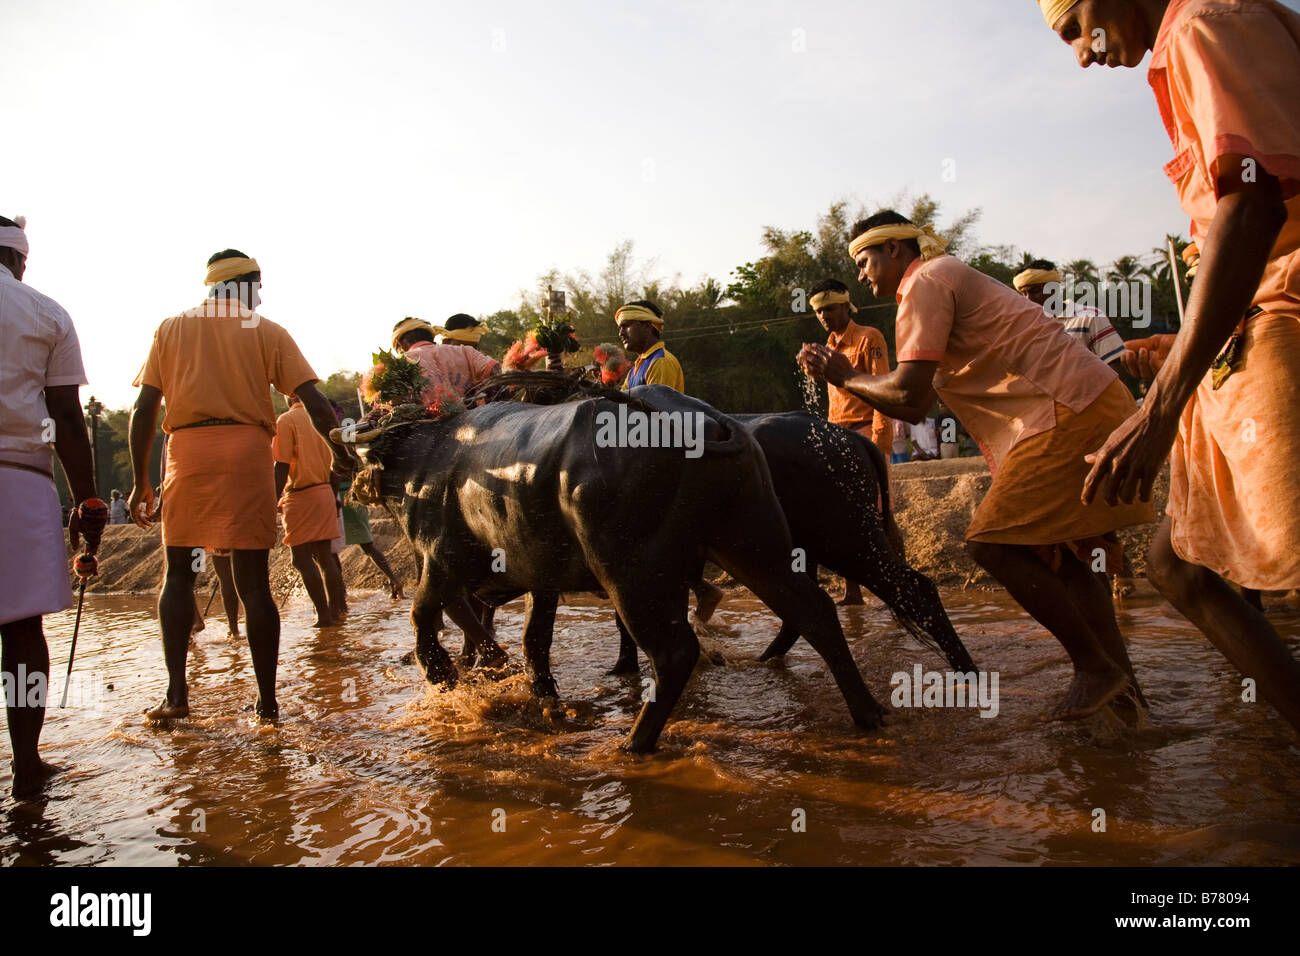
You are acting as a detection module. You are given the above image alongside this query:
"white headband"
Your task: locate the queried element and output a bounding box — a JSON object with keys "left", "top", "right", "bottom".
{"left": 0, "top": 216, "right": 28, "bottom": 257}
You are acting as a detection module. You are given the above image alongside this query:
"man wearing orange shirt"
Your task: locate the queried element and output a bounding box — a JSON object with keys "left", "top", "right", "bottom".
{"left": 275, "top": 395, "right": 347, "bottom": 628}
{"left": 800, "top": 211, "right": 1155, "bottom": 721}
{"left": 813, "top": 278, "right": 893, "bottom": 456}
{"left": 1042, "top": 0, "right": 1300, "bottom": 734}
{"left": 810, "top": 277, "right": 894, "bottom": 606}
{"left": 129, "top": 249, "right": 345, "bottom": 721}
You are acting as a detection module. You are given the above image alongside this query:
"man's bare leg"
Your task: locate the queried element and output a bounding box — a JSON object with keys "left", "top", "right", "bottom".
{"left": 1147, "top": 516, "right": 1300, "bottom": 733}
{"left": 212, "top": 553, "right": 241, "bottom": 636}
{"left": 147, "top": 545, "right": 199, "bottom": 720}
{"left": 230, "top": 548, "right": 279, "bottom": 719}
{"left": 323, "top": 551, "right": 347, "bottom": 619}
{"left": 290, "top": 541, "right": 334, "bottom": 627}
{"left": 692, "top": 579, "right": 724, "bottom": 621}
{"left": 1057, "top": 550, "right": 1148, "bottom": 711}
{"left": 967, "top": 540, "right": 1128, "bottom": 719}
{"left": 360, "top": 541, "right": 403, "bottom": 598}
{"left": 837, "top": 578, "right": 866, "bottom": 607}
{"left": 191, "top": 592, "right": 205, "bottom": 636}
{"left": 1, "top": 616, "right": 63, "bottom": 797}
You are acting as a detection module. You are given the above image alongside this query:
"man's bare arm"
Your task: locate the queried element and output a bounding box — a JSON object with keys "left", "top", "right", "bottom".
{"left": 45, "top": 385, "right": 96, "bottom": 503}
{"left": 799, "top": 344, "right": 937, "bottom": 424}
{"left": 1083, "top": 158, "right": 1287, "bottom": 506}
{"left": 127, "top": 385, "right": 163, "bottom": 527}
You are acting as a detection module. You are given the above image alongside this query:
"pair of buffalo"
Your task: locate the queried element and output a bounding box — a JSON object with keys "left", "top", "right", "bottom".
{"left": 347, "top": 384, "right": 973, "bottom": 753}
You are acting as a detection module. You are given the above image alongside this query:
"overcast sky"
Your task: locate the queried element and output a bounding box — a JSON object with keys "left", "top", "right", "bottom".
{"left": 6, "top": 0, "right": 1295, "bottom": 409}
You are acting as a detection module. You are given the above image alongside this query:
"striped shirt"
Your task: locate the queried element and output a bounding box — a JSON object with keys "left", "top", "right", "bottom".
{"left": 1055, "top": 305, "right": 1124, "bottom": 367}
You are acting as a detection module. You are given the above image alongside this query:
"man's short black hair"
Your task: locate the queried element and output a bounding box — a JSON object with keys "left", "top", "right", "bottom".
{"left": 208, "top": 248, "right": 250, "bottom": 265}
{"left": 849, "top": 210, "right": 920, "bottom": 257}
{"left": 621, "top": 298, "right": 663, "bottom": 318}
{"left": 402, "top": 328, "right": 435, "bottom": 346}
{"left": 809, "top": 277, "right": 850, "bottom": 297}
{"left": 1027, "top": 258, "right": 1057, "bottom": 271}
{"left": 444, "top": 313, "right": 480, "bottom": 331}
{"left": 0, "top": 215, "right": 17, "bottom": 229}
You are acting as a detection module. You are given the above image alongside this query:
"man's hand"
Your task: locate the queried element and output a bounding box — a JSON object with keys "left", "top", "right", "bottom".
{"left": 1081, "top": 403, "right": 1180, "bottom": 507}
{"left": 332, "top": 449, "right": 355, "bottom": 482}
{"left": 1119, "top": 334, "right": 1176, "bottom": 380}
{"left": 128, "top": 482, "right": 156, "bottom": 529}
{"left": 798, "top": 344, "right": 855, "bottom": 386}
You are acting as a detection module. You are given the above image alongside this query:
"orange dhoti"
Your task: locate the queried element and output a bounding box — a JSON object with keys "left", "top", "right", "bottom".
{"left": 1169, "top": 313, "right": 1300, "bottom": 591}
{"left": 279, "top": 483, "right": 339, "bottom": 547}
{"left": 163, "top": 424, "right": 277, "bottom": 550}
{"left": 966, "top": 379, "right": 1156, "bottom": 560}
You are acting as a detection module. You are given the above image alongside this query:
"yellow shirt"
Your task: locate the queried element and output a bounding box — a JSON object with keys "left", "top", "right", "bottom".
{"left": 622, "top": 343, "right": 685, "bottom": 392}
{"left": 139, "top": 297, "right": 318, "bottom": 436}
{"left": 272, "top": 403, "right": 333, "bottom": 490}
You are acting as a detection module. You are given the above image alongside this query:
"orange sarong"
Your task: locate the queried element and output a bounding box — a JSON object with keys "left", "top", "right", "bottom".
{"left": 1169, "top": 312, "right": 1300, "bottom": 590}
{"left": 280, "top": 483, "right": 339, "bottom": 547}
{"left": 966, "top": 379, "right": 1156, "bottom": 557}
{"left": 163, "top": 424, "right": 277, "bottom": 550}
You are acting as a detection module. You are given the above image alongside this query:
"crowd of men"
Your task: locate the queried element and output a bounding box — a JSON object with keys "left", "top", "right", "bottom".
{"left": 2, "top": 0, "right": 1297, "bottom": 800}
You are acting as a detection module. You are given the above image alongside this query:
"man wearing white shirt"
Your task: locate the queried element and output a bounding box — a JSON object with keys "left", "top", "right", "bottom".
{"left": 0, "top": 214, "right": 105, "bottom": 799}
{"left": 1013, "top": 259, "right": 1126, "bottom": 375}
{"left": 909, "top": 417, "right": 939, "bottom": 461}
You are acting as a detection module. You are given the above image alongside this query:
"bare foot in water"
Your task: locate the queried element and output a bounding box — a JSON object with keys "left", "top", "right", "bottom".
{"left": 12, "top": 760, "right": 65, "bottom": 800}
{"left": 312, "top": 614, "right": 336, "bottom": 628}
{"left": 836, "top": 591, "right": 865, "bottom": 607}
{"left": 694, "top": 582, "right": 724, "bottom": 622}
{"left": 243, "top": 699, "right": 279, "bottom": 721}
{"left": 144, "top": 700, "right": 190, "bottom": 721}
{"left": 389, "top": 578, "right": 405, "bottom": 600}
{"left": 1050, "top": 667, "right": 1130, "bottom": 721}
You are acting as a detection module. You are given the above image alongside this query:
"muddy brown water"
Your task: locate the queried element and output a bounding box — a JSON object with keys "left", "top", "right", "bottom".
{"left": 3, "top": 587, "right": 1298, "bottom": 865}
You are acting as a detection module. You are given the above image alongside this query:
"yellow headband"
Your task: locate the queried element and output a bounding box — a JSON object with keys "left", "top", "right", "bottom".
{"left": 204, "top": 257, "right": 260, "bottom": 286}
{"left": 439, "top": 326, "right": 485, "bottom": 343}
{"left": 1012, "top": 268, "right": 1062, "bottom": 292}
{"left": 809, "top": 290, "right": 858, "bottom": 313}
{"left": 1038, "top": 0, "right": 1081, "bottom": 28}
{"left": 391, "top": 317, "right": 435, "bottom": 351}
{"left": 614, "top": 304, "right": 664, "bottom": 328}
{"left": 848, "top": 223, "right": 949, "bottom": 262}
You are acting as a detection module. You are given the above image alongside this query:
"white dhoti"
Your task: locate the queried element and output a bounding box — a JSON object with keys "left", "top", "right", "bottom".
{"left": 0, "top": 467, "right": 73, "bottom": 627}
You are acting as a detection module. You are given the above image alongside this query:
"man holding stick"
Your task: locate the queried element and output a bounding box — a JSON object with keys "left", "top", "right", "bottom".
{"left": 0, "top": 214, "right": 106, "bottom": 797}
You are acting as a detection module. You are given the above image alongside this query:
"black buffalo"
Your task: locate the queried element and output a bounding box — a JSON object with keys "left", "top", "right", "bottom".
{"left": 610, "top": 407, "right": 975, "bottom": 674}
{"left": 354, "top": 386, "right": 887, "bottom": 752}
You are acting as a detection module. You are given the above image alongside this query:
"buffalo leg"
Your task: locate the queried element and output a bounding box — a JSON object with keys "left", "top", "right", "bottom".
{"left": 522, "top": 591, "right": 560, "bottom": 699}
{"left": 411, "top": 576, "right": 456, "bottom": 689}
{"left": 714, "top": 531, "right": 885, "bottom": 730}
{"left": 611, "top": 586, "right": 699, "bottom": 753}
{"left": 609, "top": 614, "right": 640, "bottom": 676}
{"left": 843, "top": 544, "right": 975, "bottom": 673}
{"left": 446, "top": 594, "right": 508, "bottom": 670}
{"left": 759, "top": 621, "right": 800, "bottom": 662}
{"left": 758, "top": 563, "right": 818, "bottom": 662}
